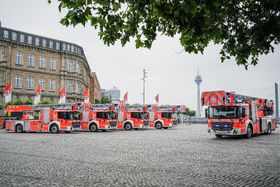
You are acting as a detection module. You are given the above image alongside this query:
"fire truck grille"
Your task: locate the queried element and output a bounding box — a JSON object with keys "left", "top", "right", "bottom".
{"left": 110, "top": 121, "right": 117, "bottom": 127}
{"left": 72, "top": 122, "right": 81, "bottom": 129}
{"left": 212, "top": 122, "right": 233, "bottom": 131}
{"left": 143, "top": 121, "right": 149, "bottom": 126}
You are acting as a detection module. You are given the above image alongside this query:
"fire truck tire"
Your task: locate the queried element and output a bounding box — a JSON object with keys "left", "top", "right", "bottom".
{"left": 89, "top": 123, "right": 98, "bottom": 132}
{"left": 246, "top": 125, "right": 253, "bottom": 138}
{"left": 266, "top": 123, "right": 272, "bottom": 135}
{"left": 215, "top": 134, "right": 222, "bottom": 138}
{"left": 124, "top": 123, "right": 132, "bottom": 130}
{"left": 50, "top": 124, "right": 59, "bottom": 134}
{"left": 15, "top": 124, "right": 24, "bottom": 133}
{"left": 155, "top": 122, "right": 162, "bottom": 129}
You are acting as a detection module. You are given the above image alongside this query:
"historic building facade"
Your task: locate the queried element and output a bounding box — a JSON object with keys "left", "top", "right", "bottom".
{"left": 89, "top": 72, "right": 101, "bottom": 103}
{"left": 0, "top": 24, "right": 95, "bottom": 103}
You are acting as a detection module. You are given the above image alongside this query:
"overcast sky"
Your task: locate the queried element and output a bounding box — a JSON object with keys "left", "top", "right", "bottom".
{"left": 1, "top": 0, "right": 279, "bottom": 110}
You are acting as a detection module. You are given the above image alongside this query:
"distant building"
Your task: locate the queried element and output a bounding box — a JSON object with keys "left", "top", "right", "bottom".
{"left": 90, "top": 72, "right": 101, "bottom": 103}
{"left": 102, "top": 86, "right": 120, "bottom": 104}
{"left": 0, "top": 23, "right": 96, "bottom": 103}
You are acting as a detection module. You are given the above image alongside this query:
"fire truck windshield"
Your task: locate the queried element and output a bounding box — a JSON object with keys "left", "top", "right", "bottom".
{"left": 161, "top": 112, "right": 173, "bottom": 119}
{"left": 208, "top": 106, "right": 240, "bottom": 119}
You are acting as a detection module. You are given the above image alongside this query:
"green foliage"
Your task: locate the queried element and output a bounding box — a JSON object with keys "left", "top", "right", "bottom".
{"left": 95, "top": 99, "right": 100, "bottom": 104}
{"left": 0, "top": 104, "right": 4, "bottom": 110}
{"left": 184, "top": 107, "right": 196, "bottom": 117}
{"left": 39, "top": 100, "right": 56, "bottom": 104}
{"left": 49, "top": 0, "right": 280, "bottom": 68}
{"left": 23, "top": 100, "right": 33, "bottom": 105}
{"left": 101, "top": 96, "right": 111, "bottom": 104}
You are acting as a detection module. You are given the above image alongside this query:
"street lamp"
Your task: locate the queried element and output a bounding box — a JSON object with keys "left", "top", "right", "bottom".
{"left": 142, "top": 69, "right": 147, "bottom": 105}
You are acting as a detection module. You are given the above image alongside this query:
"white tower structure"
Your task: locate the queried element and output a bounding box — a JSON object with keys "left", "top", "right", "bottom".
{"left": 195, "top": 69, "right": 202, "bottom": 117}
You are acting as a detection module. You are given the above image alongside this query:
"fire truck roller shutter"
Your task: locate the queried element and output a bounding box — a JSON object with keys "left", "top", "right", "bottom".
{"left": 83, "top": 111, "right": 89, "bottom": 123}
{"left": 149, "top": 112, "right": 154, "bottom": 121}
{"left": 118, "top": 112, "right": 124, "bottom": 122}
{"left": 24, "top": 120, "right": 30, "bottom": 131}
{"left": 43, "top": 109, "right": 50, "bottom": 124}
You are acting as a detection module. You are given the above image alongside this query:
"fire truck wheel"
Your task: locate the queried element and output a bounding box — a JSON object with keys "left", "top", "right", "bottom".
{"left": 15, "top": 124, "right": 23, "bottom": 133}
{"left": 155, "top": 122, "right": 162, "bottom": 129}
{"left": 124, "top": 123, "right": 132, "bottom": 130}
{"left": 89, "top": 124, "right": 98, "bottom": 132}
{"left": 215, "top": 134, "right": 222, "bottom": 138}
{"left": 50, "top": 124, "right": 59, "bottom": 134}
{"left": 246, "top": 125, "right": 253, "bottom": 138}
{"left": 266, "top": 123, "right": 272, "bottom": 135}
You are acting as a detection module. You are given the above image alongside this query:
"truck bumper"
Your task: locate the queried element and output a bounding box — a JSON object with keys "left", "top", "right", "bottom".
{"left": 208, "top": 128, "right": 244, "bottom": 136}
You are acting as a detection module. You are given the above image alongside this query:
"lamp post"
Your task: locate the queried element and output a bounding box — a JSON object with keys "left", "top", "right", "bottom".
{"left": 142, "top": 69, "right": 147, "bottom": 105}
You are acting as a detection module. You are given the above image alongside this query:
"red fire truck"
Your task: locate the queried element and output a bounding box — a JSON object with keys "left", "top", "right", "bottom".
{"left": 80, "top": 104, "right": 117, "bottom": 132}
{"left": 202, "top": 90, "right": 277, "bottom": 138}
{"left": 0, "top": 110, "right": 5, "bottom": 129}
{"left": 117, "top": 104, "right": 150, "bottom": 130}
{"left": 5, "top": 104, "right": 81, "bottom": 133}
{"left": 146, "top": 105, "right": 178, "bottom": 129}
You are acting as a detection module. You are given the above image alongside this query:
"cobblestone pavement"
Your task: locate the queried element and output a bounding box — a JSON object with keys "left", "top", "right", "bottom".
{"left": 0, "top": 124, "right": 280, "bottom": 187}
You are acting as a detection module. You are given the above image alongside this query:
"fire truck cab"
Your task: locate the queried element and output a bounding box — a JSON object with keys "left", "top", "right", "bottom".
{"left": 81, "top": 104, "right": 117, "bottom": 132}
{"left": 117, "top": 105, "right": 149, "bottom": 130}
{"left": 202, "top": 91, "right": 277, "bottom": 138}
{"left": 5, "top": 104, "right": 81, "bottom": 133}
{"left": 147, "top": 105, "right": 178, "bottom": 129}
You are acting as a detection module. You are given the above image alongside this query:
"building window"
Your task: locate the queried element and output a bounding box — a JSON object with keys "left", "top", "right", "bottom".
{"left": 39, "top": 56, "right": 46, "bottom": 68}
{"left": 49, "top": 41, "right": 53, "bottom": 49}
{"left": 56, "top": 42, "right": 60, "bottom": 50}
{"left": 12, "top": 32, "right": 17, "bottom": 41}
{"left": 28, "top": 36, "right": 32, "bottom": 44}
{"left": 62, "top": 43, "right": 66, "bottom": 51}
{"left": 28, "top": 53, "right": 35, "bottom": 67}
{"left": 49, "top": 80, "right": 56, "bottom": 91}
{"left": 78, "top": 48, "right": 81, "bottom": 54}
{"left": 42, "top": 39, "right": 46, "bottom": 47}
{"left": 71, "top": 45, "right": 74, "bottom": 52}
{"left": 35, "top": 37, "right": 40, "bottom": 46}
{"left": 14, "top": 75, "right": 22, "bottom": 88}
{"left": 67, "top": 44, "right": 70, "bottom": 51}
{"left": 76, "top": 63, "right": 80, "bottom": 73}
{"left": 75, "top": 81, "right": 79, "bottom": 93}
{"left": 39, "top": 78, "right": 46, "bottom": 90}
{"left": 0, "top": 47, "right": 2, "bottom": 62}
{"left": 67, "top": 80, "right": 74, "bottom": 93}
{"left": 20, "top": 34, "right": 25, "bottom": 43}
{"left": 3, "top": 30, "right": 9, "bottom": 39}
{"left": 15, "top": 52, "right": 23, "bottom": 65}
{"left": 50, "top": 58, "right": 56, "bottom": 70}
{"left": 26, "top": 76, "right": 34, "bottom": 89}
{"left": 67, "top": 62, "right": 75, "bottom": 72}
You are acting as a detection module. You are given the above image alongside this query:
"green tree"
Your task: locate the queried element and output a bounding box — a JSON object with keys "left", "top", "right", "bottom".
{"left": 95, "top": 99, "right": 100, "bottom": 104}
{"left": 39, "top": 100, "right": 56, "bottom": 104}
{"left": 101, "top": 96, "right": 111, "bottom": 104}
{"left": 49, "top": 0, "right": 280, "bottom": 68}
{"left": 23, "top": 99, "right": 33, "bottom": 105}
{"left": 189, "top": 110, "right": 196, "bottom": 117}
